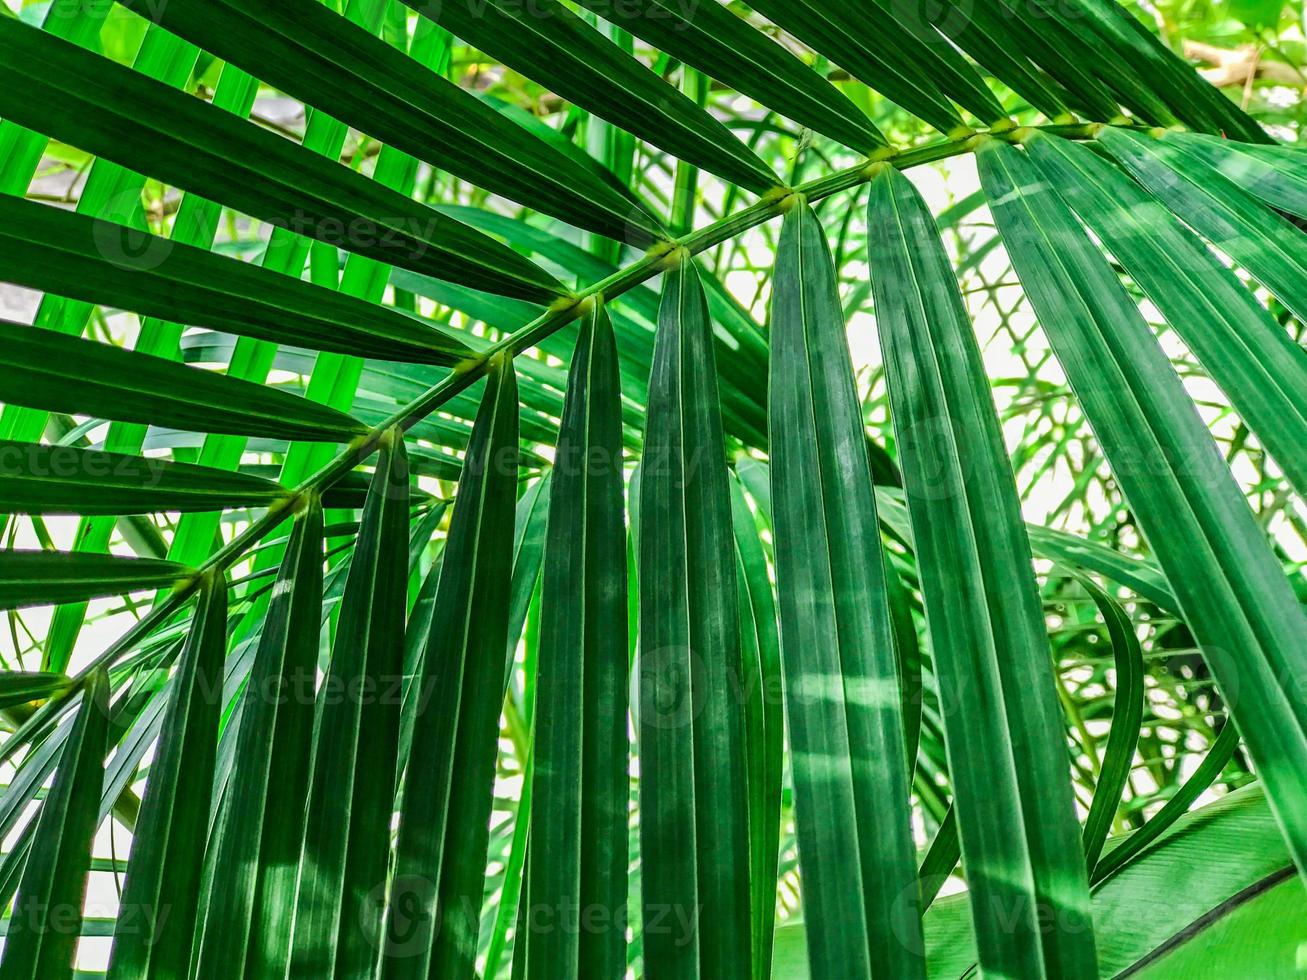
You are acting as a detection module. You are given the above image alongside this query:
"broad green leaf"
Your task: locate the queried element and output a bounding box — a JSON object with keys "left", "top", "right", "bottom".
{"left": 0, "top": 440, "right": 287, "bottom": 515}
{"left": 0, "top": 16, "right": 566, "bottom": 305}
{"left": 569, "top": 0, "right": 886, "bottom": 152}
{"left": 768, "top": 200, "right": 924, "bottom": 979}
{"left": 106, "top": 573, "right": 227, "bottom": 979}
{"left": 115, "top": 0, "right": 666, "bottom": 246}
{"left": 1024, "top": 130, "right": 1307, "bottom": 495}
{"left": 0, "top": 671, "right": 109, "bottom": 980}
{"left": 193, "top": 502, "right": 324, "bottom": 980}
{"left": 1078, "top": 579, "right": 1145, "bottom": 873}
{"left": 523, "top": 301, "right": 629, "bottom": 976}
{"left": 1168, "top": 131, "right": 1307, "bottom": 219}
{"left": 868, "top": 169, "right": 1094, "bottom": 977}
{"left": 292, "top": 433, "right": 409, "bottom": 980}
{"left": 1097, "top": 126, "right": 1307, "bottom": 325}
{"left": 0, "top": 195, "right": 472, "bottom": 366}
{"left": 0, "top": 1, "right": 113, "bottom": 197}
{"left": 978, "top": 137, "right": 1307, "bottom": 885}
{"left": 0, "top": 319, "right": 365, "bottom": 443}
{"left": 639, "top": 251, "right": 752, "bottom": 978}
{"left": 923, "top": 784, "right": 1296, "bottom": 976}
{"left": 405, "top": 0, "right": 779, "bottom": 194}
{"left": 380, "top": 358, "right": 519, "bottom": 980}
{"left": 0, "top": 552, "right": 190, "bottom": 609}
{"left": 1090, "top": 785, "right": 1293, "bottom": 976}
{"left": 1135, "top": 874, "right": 1305, "bottom": 976}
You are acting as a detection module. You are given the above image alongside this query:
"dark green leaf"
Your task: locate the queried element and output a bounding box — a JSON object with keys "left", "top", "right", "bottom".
{"left": 0, "top": 552, "right": 190, "bottom": 610}
{"left": 0, "top": 671, "right": 109, "bottom": 980}
{"left": 115, "top": 0, "right": 666, "bottom": 246}
{"left": 194, "top": 502, "right": 324, "bottom": 980}
{"left": 0, "top": 16, "right": 566, "bottom": 304}
{"left": 979, "top": 137, "right": 1307, "bottom": 887}
{"left": 1024, "top": 130, "right": 1307, "bottom": 496}
{"left": 107, "top": 572, "right": 227, "bottom": 979}
{"left": 0, "top": 195, "right": 473, "bottom": 365}
{"left": 380, "top": 359, "right": 518, "bottom": 980}
{"left": 1098, "top": 126, "right": 1307, "bottom": 325}
{"left": 0, "top": 439, "right": 287, "bottom": 515}
{"left": 0, "top": 319, "right": 365, "bottom": 443}
{"left": 639, "top": 251, "right": 752, "bottom": 977}
{"left": 523, "top": 302, "right": 629, "bottom": 976}
{"left": 868, "top": 169, "right": 1094, "bottom": 977}
{"left": 769, "top": 200, "right": 924, "bottom": 979}
{"left": 291, "top": 434, "right": 409, "bottom": 980}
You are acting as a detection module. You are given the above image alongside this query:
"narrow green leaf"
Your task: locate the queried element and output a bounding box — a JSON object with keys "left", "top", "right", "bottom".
{"left": 107, "top": 572, "right": 227, "bottom": 979}
{"left": 0, "top": 16, "right": 566, "bottom": 305}
{"left": 116, "top": 0, "right": 665, "bottom": 246}
{"left": 1168, "top": 132, "right": 1307, "bottom": 219}
{"left": 1024, "top": 130, "right": 1307, "bottom": 495}
{"left": 0, "top": 671, "right": 109, "bottom": 980}
{"left": 746, "top": 0, "right": 968, "bottom": 133}
{"left": 0, "top": 672, "right": 72, "bottom": 712}
{"left": 768, "top": 200, "right": 924, "bottom": 979}
{"left": 523, "top": 301, "right": 629, "bottom": 976}
{"left": 986, "top": 0, "right": 1163, "bottom": 122}
{"left": 193, "top": 502, "right": 324, "bottom": 980}
{"left": 727, "top": 473, "right": 783, "bottom": 980}
{"left": 571, "top": 0, "right": 886, "bottom": 152}
{"left": 0, "top": 440, "right": 287, "bottom": 515}
{"left": 978, "top": 138, "right": 1307, "bottom": 885}
{"left": 927, "top": 2, "right": 1076, "bottom": 120}
{"left": 292, "top": 434, "right": 409, "bottom": 980}
{"left": 0, "top": 552, "right": 189, "bottom": 609}
{"left": 1097, "top": 126, "right": 1307, "bottom": 325}
{"left": 406, "top": 0, "right": 779, "bottom": 194}
{"left": 1090, "top": 723, "right": 1241, "bottom": 885}
{"left": 1037, "top": 0, "right": 1265, "bottom": 140}
{"left": 1078, "top": 579, "right": 1144, "bottom": 872}
{"left": 0, "top": 196, "right": 473, "bottom": 366}
{"left": 870, "top": 164, "right": 1097, "bottom": 978}
{"left": 504, "top": 473, "right": 551, "bottom": 689}
{"left": 0, "top": 320, "right": 365, "bottom": 443}
{"left": 639, "top": 251, "right": 752, "bottom": 978}
{"left": 918, "top": 806, "right": 960, "bottom": 912}
{"left": 380, "top": 358, "right": 518, "bottom": 980}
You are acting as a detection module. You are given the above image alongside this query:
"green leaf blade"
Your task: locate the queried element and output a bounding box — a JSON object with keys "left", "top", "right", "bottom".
{"left": 768, "top": 200, "right": 924, "bottom": 979}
